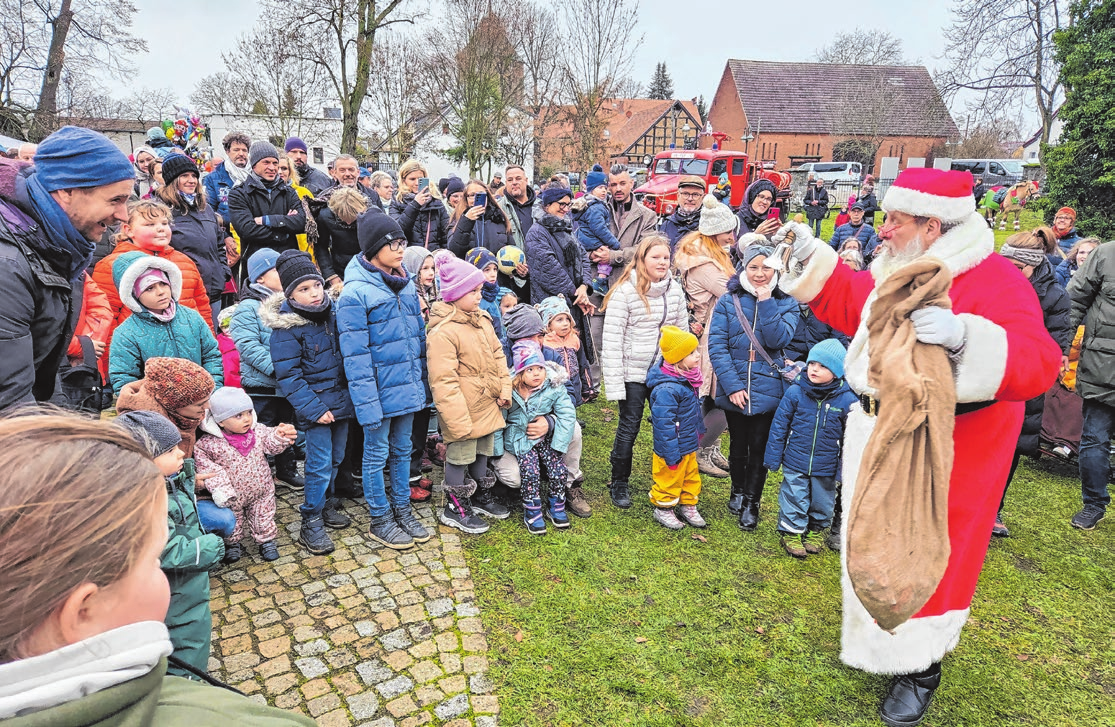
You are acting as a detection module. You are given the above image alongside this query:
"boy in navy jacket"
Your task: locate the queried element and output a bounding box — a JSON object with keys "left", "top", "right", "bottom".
{"left": 764, "top": 339, "right": 857, "bottom": 558}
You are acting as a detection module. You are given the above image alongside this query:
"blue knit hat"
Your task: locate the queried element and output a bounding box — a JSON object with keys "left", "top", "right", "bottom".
{"left": 807, "top": 338, "right": 847, "bottom": 379}
{"left": 585, "top": 169, "right": 607, "bottom": 193}
{"left": 284, "top": 137, "right": 308, "bottom": 153}
{"left": 466, "top": 247, "right": 498, "bottom": 272}
{"left": 536, "top": 295, "right": 571, "bottom": 330}
{"left": 247, "top": 248, "right": 280, "bottom": 282}
{"left": 540, "top": 186, "right": 572, "bottom": 207}
{"left": 32, "top": 126, "right": 134, "bottom": 191}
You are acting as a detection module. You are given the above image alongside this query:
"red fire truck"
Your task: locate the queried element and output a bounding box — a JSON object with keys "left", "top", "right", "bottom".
{"left": 634, "top": 149, "right": 791, "bottom": 218}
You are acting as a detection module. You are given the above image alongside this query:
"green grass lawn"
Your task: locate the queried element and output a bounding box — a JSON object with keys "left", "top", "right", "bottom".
{"left": 462, "top": 206, "right": 1111, "bottom": 726}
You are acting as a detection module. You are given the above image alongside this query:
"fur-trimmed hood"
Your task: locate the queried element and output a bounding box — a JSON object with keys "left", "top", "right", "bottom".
{"left": 112, "top": 251, "right": 183, "bottom": 313}
{"left": 257, "top": 289, "right": 340, "bottom": 331}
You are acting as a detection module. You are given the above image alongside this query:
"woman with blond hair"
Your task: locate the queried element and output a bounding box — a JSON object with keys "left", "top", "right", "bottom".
{"left": 601, "top": 234, "right": 689, "bottom": 509}
{"left": 389, "top": 159, "right": 449, "bottom": 250}
{"left": 0, "top": 412, "right": 314, "bottom": 724}
{"left": 447, "top": 179, "right": 512, "bottom": 256}
{"left": 277, "top": 155, "right": 319, "bottom": 262}
{"left": 673, "top": 195, "right": 739, "bottom": 480}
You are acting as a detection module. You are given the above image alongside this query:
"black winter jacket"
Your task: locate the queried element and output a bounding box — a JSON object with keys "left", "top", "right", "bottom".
{"left": 227, "top": 174, "right": 307, "bottom": 263}
{"left": 1018, "top": 259, "right": 1072, "bottom": 455}
{"left": 316, "top": 207, "right": 367, "bottom": 283}
{"left": 448, "top": 207, "right": 512, "bottom": 257}
{"left": 389, "top": 194, "right": 449, "bottom": 250}
{"left": 803, "top": 185, "right": 830, "bottom": 220}
{"left": 170, "top": 203, "right": 231, "bottom": 300}
{"left": 524, "top": 214, "right": 590, "bottom": 305}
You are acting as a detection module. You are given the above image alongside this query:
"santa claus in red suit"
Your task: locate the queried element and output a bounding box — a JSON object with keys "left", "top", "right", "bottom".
{"left": 774, "top": 168, "right": 1061, "bottom": 726}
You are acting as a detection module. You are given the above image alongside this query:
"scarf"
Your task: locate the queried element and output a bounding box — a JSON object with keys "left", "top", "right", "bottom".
{"left": 250, "top": 171, "right": 283, "bottom": 192}
{"left": 0, "top": 621, "right": 171, "bottom": 719}
{"left": 250, "top": 282, "right": 279, "bottom": 300}
{"left": 672, "top": 206, "right": 700, "bottom": 229}
{"left": 145, "top": 299, "right": 176, "bottom": 323}
{"left": 662, "top": 362, "right": 703, "bottom": 391}
{"left": 481, "top": 280, "right": 500, "bottom": 302}
{"left": 181, "top": 192, "right": 196, "bottom": 207}
{"left": 225, "top": 158, "right": 250, "bottom": 186}
{"left": 288, "top": 295, "right": 332, "bottom": 322}
{"left": 358, "top": 256, "right": 410, "bottom": 292}
{"left": 20, "top": 172, "right": 96, "bottom": 281}
{"left": 223, "top": 428, "right": 257, "bottom": 457}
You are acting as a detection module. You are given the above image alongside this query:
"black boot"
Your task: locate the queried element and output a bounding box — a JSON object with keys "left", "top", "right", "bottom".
{"left": 879, "top": 662, "right": 941, "bottom": 727}
{"left": 274, "top": 450, "right": 306, "bottom": 491}
{"left": 322, "top": 498, "right": 352, "bottom": 529}
{"left": 298, "top": 514, "right": 335, "bottom": 555}
{"left": 609, "top": 480, "right": 632, "bottom": 509}
{"left": 737, "top": 466, "right": 765, "bottom": 531}
{"left": 727, "top": 483, "right": 746, "bottom": 516}
{"left": 826, "top": 488, "right": 843, "bottom": 551}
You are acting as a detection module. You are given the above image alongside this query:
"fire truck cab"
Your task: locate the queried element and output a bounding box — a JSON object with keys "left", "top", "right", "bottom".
{"left": 634, "top": 149, "right": 789, "bottom": 218}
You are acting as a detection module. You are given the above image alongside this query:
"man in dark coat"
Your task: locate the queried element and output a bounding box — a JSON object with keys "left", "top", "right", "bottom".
{"left": 284, "top": 137, "right": 333, "bottom": 196}
{"left": 496, "top": 164, "right": 536, "bottom": 247}
{"left": 659, "top": 175, "right": 705, "bottom": 252}
{"left": 803, "top": 178, "right": 830, "bottom": 237}
{"left": 228, "top": 141, "right": 307, "bottom": 282}
{"left": 828, "top": 202, "right": 879, "bottom": 257}
{"left": 0, "top": 126, "right": 134, "bottom": 411}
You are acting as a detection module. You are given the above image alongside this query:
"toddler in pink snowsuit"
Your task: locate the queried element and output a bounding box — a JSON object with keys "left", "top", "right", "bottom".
{"left": 195, "top": 386, "right": 297, "bottom": 561}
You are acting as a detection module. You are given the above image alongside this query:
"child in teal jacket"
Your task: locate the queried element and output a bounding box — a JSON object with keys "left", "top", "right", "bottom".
{"left": 108, "top": 251, "right": 222, "bottom": 393}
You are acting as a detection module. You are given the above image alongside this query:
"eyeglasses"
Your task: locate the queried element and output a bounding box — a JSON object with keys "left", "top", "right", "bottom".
{"left": 879, "top": 216, "right": 921, "bottom": 235}
{"left": 755, "top": 193, "right": 773, "bottom": 202}
{"left": 556, "top": 201, "right": 572, "bottom": 209}
{"left": 386, "top": 239, "right": 406, "bottom": 251}
{"left": 678, "top": 191, "right": 703, "bottom": 199}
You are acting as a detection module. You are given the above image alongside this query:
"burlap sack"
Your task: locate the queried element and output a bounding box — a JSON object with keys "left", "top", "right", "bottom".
{"left": 847, "top": 258, "right": 957, "bottom": 632}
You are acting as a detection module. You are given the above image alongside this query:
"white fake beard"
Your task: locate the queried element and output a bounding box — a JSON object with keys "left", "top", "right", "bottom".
{"left": 871, "top": 234, "right": 927, "bottom": 280}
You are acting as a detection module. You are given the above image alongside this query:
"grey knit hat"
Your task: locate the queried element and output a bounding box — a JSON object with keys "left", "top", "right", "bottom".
{"left": 209, "top": 386, "right": 254, "bottom": 424}
{"left": 249, "top": 140, "right": 280, "bottom": 168}
{"left": 503, "top": 303, "right": 545, "bottom": 341}
{"left": 115, "top": 410, "right": 183, "bottom": 458}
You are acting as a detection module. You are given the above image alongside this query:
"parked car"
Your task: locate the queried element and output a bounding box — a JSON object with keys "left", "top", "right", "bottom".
{"left": 798, "top": 161, "right": 862, "bottom": 186}
{"left": 950, "top": 159, "right": 1025, "bottom": 187}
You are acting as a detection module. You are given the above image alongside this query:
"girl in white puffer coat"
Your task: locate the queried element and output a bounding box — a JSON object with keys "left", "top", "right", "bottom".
{"left": 601, "top": 235, "right": 689, "bottom": 509}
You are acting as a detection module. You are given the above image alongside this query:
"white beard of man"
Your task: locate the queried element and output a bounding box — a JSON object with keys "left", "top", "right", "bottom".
{"left": 871, "top": 234, "right": 927, "bottom": 280}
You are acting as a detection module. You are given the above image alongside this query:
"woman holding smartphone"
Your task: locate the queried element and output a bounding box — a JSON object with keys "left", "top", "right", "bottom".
{"left": 447, "top": 180, "right": 512, "bottom": 256}
{"left": 735, "top": 178, "right": 783, "bottom": 239}
{"left": 390, "top": 159, "right": 450, "bottom": 250}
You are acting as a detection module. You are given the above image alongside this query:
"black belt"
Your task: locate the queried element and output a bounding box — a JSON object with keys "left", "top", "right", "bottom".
{"left": 858, "top": 394, "right": 995, "bottom": 418}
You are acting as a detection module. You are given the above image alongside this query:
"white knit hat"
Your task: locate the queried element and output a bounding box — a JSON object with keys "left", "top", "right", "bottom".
{"left": 882, "top": 168, "right": 977, "bottom": 224}
{"left": 698, "top": 194, "right": 739, "bottom": 236}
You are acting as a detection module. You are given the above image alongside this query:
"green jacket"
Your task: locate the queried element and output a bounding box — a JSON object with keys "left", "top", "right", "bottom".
{"left": 1069, "top": 241, "right": 1115, "bottom": 406}
{"left": 4, "top": 658, "right": 315, "bottom": 727}
{"left": 163, "top": 462, "right": 224, "bottom": 677}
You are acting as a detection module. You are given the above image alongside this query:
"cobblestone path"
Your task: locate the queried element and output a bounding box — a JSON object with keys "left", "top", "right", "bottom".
{"left": 208, "top": 488, "right": 499, "bottom": 727}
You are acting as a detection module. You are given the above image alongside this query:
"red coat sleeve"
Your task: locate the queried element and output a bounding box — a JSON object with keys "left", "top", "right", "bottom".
{"left": 781, "top": 244, "right": 875, "bottom": 338}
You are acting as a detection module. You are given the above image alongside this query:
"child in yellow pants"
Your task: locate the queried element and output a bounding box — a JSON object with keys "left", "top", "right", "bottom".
{"left": 646, "top": 326, "right": 706, "bottom": 530}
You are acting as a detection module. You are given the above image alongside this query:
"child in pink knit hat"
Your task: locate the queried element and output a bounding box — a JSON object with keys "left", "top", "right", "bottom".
{"left": 427, "top": 250, "right": 513, "bottom": 534}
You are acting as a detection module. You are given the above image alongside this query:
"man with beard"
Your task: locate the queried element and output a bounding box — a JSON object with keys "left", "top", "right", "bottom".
{"left": 204, "top": 131, "right": 252, "bottom": 223}
{"left": 284, "top": 137, "right": 333, "bottom": 196}
{"left": 0, "top": 126, "right": 134, "bottom": 410}
{"left": 227, "top": 141, "right": 307, "bottom": 281}
{"left": 775, "top": 167, "right": 1060, "bottom": 726}
{"left": 496, "top": 164, "right": 536, "bottom": 247}
{"left": 1051, "top": 206, "right": 1082, "bottom": 256}
{"left": 660, "top": 175, "right": 705, "bottom": 252}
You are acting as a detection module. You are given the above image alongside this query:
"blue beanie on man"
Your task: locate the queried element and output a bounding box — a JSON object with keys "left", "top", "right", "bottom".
{"left": 32, "top": 126, "right": 134, "bottom": 191}
{"left": 807, "top": 338, "right": 847, "bottom": 379}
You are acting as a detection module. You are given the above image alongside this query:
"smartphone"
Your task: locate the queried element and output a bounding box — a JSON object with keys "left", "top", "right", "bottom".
{"left": 474, "top": 192, "right": 488, "bottom": 208}
{"left": 768, "top": 208, "right": 781, "bottom": 220}
{"left": 418, "top": 177, "right": 429, "bottom": 191}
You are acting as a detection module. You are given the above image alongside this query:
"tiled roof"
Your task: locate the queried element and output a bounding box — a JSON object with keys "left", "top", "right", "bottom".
{"left": 725, "top": 59, "right": 959, "bottom": 138}
{"left": 537, "top": 99, "right": 702, "bottom": 154}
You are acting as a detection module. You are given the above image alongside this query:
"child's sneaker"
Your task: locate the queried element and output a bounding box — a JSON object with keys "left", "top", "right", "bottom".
{"left": 591, "top": 276, "right": 610, "bottom": 297}
{"left": 259, "top": 540, "right": 280, "bottom": 561}
{"left": 439, "top": 493, "right": 490, "bottom": 534}
{"left": 676, "top": 504, "right": 706, "bottom": 528}
{"left": 223, "top": 541, "right": 242, "bottom": 563}
{"left": 546, "top": 495, "right": 570, "bottom": 528}
{"left": 473, "top": 479, "right": 511, "bottom": 519}
{"left": 653, "top": 506, "right": 685, "bottom": 530}
{"left": 801, "top": 530, "right": 823, "bottom": 554}
{"left": 780, "top": 533, "right": 807, "bottom": 559}
{"left": 524, "top": 498, "right": 547, "bottom": 535}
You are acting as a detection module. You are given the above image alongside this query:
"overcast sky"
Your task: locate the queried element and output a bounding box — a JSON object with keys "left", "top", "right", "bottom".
{"left": 112, "top": 0, "right": 972, "bottom": 122}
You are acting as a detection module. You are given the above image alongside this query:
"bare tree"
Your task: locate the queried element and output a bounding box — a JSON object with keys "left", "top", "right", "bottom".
{"left": 952, "top": 118, "right": 1021, "bottom": 157}
{"left": 263, "top": 0, "right": 419, "bottom": 155}
{"left": 815, "top": 30, "right": 907, "bottom": 65}
{"left": 504, "top": 1, "right": 562, "bottom": 171}
{"left": 190, "top": 72, "right": 253, "bottom": 116}
{"left": 558, "top": 0, "right": 643, "bottom": 170}
{"left": 362, "top": 33, "right": 422, "bottom": 161}
{"left": 937, "top": 0, "right": 1067, "bottom": 146}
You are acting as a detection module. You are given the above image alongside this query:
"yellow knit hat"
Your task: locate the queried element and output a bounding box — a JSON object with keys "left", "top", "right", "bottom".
{"left": 659, "top": 325, "right": 698, "bottom": 364}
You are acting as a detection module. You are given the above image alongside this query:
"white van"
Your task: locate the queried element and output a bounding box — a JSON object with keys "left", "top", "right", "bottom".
{"left": 798, "top": 161, "right": 863, "bottom": 185}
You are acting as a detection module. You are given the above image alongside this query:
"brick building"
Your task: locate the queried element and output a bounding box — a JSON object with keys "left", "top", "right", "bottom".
{"left": 704, "top": 60, "right": 959, "bottom": 177}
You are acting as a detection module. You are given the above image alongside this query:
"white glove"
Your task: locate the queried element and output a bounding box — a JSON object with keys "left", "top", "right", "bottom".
{"left": 772, "top": 221, "right": 819, "bottom": 262}
{"left": 910, "top": 307, "right": 965, "bottom": 350}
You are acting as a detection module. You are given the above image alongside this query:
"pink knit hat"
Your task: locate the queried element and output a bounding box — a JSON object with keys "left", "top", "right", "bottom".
{"left": 433, "top": 250, "right": 486, "bottom": 302}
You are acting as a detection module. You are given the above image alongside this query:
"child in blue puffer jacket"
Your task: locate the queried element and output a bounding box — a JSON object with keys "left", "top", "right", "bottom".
{"left": 265, "top": 250, "right": 356, "bottom": 557}
{"left": 764, "top": 339, "right": 857, "bottom": 559}
{"left": 466, "top": 247, "right": 505, "bottom": 343}
{"left": 647, "top": 326, "right": 706, "bottom": 531}
{"left": 505, "top": 340, "right": 576, "bottom": 534}
{"left": 571, "top": 168, "right": 620, "bottom": 296}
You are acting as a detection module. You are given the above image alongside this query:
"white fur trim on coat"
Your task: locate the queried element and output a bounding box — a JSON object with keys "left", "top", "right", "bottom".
{"left": 871, "top": 213, "right": 993, "bottom": 284}
{"left": 882, "top": 187, "right": 976, "bottom": 225}
{"left": 117, "top": 255, "right": 184, "bottom": 313}
{"left": 779, "top": 243, "right": 839, "bottom": 303}
{"left": 839, "top": 407, "right": 969, "bottom": 674}
{"left": 952, "top": 314, "right": 1008, "bottom": 403}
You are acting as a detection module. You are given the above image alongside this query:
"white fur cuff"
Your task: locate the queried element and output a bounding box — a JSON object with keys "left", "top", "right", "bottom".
{"left": 780, "top": 244, "right": 839, "bottom": 303}
{"left": 953, "top": 314, "right": 1007, "bottom": 402}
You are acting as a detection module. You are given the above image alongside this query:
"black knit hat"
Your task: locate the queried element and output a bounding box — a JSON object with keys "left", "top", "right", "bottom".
{"left": 357, "top": 210, "right": 406, "bottom": 259}
{"left": 445, "top": 177, "right": 466, "bottom": 198}
{"left": 161, "top": 154, "right": 199, "bottom": 187}
{"left": 276, "top": 249, "right": 323, "bottom": 297}
{"left": 115, "top": 410, "right": 183, "bottom": 458}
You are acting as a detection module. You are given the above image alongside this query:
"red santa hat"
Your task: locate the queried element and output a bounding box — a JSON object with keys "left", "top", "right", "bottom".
{"left": 882, "top": 168, "right": 976, "bottom": 224}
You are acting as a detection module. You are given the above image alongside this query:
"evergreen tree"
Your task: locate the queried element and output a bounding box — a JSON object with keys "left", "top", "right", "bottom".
{"left": 647, "top": 62, "right": 674, "bottom": 99}
{"left": 696, "top": 95, "right": 707, "bottom": 124}
{"left": 1042, "top": 0, "right": 1115, "bottom": 238}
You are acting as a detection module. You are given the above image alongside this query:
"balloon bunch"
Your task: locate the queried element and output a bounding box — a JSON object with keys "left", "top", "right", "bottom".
{"left": 153, "top": 106, "right": 211, "bottom": 168}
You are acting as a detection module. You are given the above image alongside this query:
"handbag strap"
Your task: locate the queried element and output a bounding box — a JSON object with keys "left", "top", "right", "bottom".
{"left": 730, "top": 294, "right": 779, "bottom": 369}
{"left": 77, "top": 335, "right": 100, "bottom": 369}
